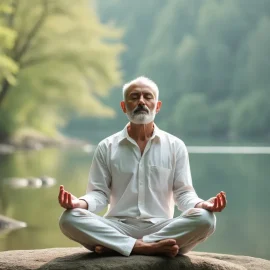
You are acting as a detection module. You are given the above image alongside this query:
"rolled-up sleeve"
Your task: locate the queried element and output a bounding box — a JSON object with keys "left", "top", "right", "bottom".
{"left": 173, "top": 142, "right": 204, "bottom": 212}
{"left": 79, "top": 143, "right": 111, "bottom": 213}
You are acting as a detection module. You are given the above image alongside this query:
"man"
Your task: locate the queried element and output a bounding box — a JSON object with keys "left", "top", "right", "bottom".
{"left": 58, "top": 76, "right": 227, "bottom": 258}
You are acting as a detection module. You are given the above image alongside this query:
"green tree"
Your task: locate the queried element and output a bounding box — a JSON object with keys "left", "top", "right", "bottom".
{"left": 209, "top": 100, "right": 234, "bottom": 137}
{"left": 169, "top": 93, "right": 210, "bottom": 136}
{"left": 0, "top": 0, "right": 123, "bottom": 137}
{"left": 95, "top": 0, "right": 270, "bottom": 140}
{"left": 0, "top": 0, "right": 18, "bottom": 86}
{"left": 231, "top": 91, "right": 270, "bottom": 138}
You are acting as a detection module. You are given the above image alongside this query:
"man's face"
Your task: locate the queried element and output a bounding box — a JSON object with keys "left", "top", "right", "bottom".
{"left": 121, "top": 85, "right": 161, "bottom": 124}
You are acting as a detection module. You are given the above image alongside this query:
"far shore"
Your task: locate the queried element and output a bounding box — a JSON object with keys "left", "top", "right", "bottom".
{"left": 0, "top": 131, "right": 92, "bottom": 154}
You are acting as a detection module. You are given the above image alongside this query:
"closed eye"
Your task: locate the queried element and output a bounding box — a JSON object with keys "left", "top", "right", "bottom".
{"left": 144, "top": 94, "right": 153, "bottom": 99}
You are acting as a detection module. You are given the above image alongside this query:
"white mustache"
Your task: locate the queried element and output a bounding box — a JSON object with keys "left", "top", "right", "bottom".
{"left": 133, "top": 106, "right": 149, "bottom": 114}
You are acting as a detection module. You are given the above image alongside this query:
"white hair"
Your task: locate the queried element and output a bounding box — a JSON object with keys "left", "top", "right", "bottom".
{"left": 122, "top": 76, "right": 159, "bottom": 100}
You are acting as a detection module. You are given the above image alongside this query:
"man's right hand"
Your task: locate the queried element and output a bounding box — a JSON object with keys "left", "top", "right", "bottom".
{"left": 58, "top": 185, "right": 87, "bottom": 209}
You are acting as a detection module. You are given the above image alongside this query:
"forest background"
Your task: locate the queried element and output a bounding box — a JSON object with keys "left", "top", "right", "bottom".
{"left": 1, "top": 0, "right": 270, "bottom": 143}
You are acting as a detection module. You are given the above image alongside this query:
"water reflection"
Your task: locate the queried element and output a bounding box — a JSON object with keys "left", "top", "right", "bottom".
{"left": 0, "top": 148, "right": 269, "bottom": 260}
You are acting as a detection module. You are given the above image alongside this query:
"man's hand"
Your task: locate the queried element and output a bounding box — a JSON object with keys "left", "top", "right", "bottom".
{"left": 196, "top": 191, "right": 227, "bottom": 212}
{"left": 58, "top": 185, "right": 87, "bottom": 209}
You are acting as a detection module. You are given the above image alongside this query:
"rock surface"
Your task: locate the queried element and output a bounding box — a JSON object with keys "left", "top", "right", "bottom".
{"left": 0, "top": 215, "right": 26, "bottom": 234}
{"left": 0, "top": 247, "right": 269, "bottom": 270}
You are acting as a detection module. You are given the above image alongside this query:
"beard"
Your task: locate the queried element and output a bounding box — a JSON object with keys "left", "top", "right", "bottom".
{"left": 126, "top": 104, "right": 157, "bottom": 124}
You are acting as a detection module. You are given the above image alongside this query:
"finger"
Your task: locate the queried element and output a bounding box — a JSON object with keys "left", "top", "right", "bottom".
{"left": 218, "top": 194, "right": 223, "bottom": 210}
{"left": 214, "top": 197, "right": 219, "bottom": 211}
{"left": 59, "top": 185, "right": 64, "bottom": 195}
{"left": 221, "top": 192, "right": 227, "bottom": 209}
{"left": 217, "top": 193, "right": 222, "bottom": 208}
{"left": 209, "top": 198, "right": 215, "bottom": 211}
{"left": 220, "top": 191, "right": 226, "bottom": 200}
{"left": 59, "top": 191, "right": 66, "bottom": 208}
{"left": 64, "top": 192, "right": 69, "bottom": 206}
{"left": 58, "top": 188, "right": 64, "bottom": 204}
{"left": 208, "top": 197, "right": 216, "bottom": 204}
{"left": 68, "top": 193, "right": 73, "bottom": 208}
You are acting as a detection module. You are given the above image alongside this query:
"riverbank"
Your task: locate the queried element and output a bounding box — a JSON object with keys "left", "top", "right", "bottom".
{"left": 0, "top": 129, "right": 91, "bottom": 154}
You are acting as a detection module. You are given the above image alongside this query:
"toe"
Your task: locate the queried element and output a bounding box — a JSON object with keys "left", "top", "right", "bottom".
{"left": 162, "top": 239, "right": 176, "bottom": 245}
{"left": 169, "top": 245, "right": 179, "bottom": 257}
{"left": 95, "top": 246, "right": 103, "bottom": 254}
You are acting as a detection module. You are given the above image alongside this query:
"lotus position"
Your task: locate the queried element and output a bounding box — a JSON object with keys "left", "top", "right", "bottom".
{"left": 58, "top": 76, "right": 227, "bottom": 257}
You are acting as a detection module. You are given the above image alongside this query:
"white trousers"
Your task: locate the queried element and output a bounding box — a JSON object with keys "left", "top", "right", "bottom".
{"left": 59, "top": 208, "right": 216, "bottom": 257}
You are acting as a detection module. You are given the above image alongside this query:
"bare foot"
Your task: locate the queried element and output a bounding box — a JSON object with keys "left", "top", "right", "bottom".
{"left": 95, "top": 245, "right": 117, "bottom": 255}
{"left": 132, "top": 239, "right": 179, "bottom": 258}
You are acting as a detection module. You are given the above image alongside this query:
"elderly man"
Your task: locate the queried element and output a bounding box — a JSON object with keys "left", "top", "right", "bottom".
{"left": 58, "top": 76, "right": 227, "bottom": 257}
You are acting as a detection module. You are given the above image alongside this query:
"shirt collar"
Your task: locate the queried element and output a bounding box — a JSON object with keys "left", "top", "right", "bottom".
{"left": 118, "top": 123, "right": 161, "bottom": 143}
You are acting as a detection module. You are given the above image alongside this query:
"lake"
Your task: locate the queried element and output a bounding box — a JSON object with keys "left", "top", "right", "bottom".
{"left": 0, "top": 142, "right": 269, "bottom": 260}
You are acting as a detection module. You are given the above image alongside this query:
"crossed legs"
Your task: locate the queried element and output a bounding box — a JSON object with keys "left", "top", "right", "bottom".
{"left": 59, "top": 208, "right": 216, "bottom": 257}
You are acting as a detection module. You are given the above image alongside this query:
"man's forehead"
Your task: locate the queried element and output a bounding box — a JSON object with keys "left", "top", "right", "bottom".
{"left": 127, "top": 85, "right": 155, "bottom": 95}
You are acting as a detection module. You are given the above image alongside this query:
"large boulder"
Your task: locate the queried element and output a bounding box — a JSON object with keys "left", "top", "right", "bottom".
{"left": 0, "top": 247, "right": 269, "bottom": 270}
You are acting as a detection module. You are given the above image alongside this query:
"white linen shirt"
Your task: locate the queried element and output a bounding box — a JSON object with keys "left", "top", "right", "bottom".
{"left": 80, "top": 124, "right": 203, "bottom": 223}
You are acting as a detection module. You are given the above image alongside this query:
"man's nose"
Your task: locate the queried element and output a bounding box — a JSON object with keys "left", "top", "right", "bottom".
{"left": 138, "top": 94, "right": 145, "bottom": 105}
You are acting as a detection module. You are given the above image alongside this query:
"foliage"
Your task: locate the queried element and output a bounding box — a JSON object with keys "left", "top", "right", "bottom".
{"left": 93, "top": 0, "right": 270, "bottom": 140}
{"left": 0, "top": 0, "right": 18, "bottom": 85}
{"left": 209, "top": 100, "right": 234, "bottom": 137}
{"left": 231, "top": 91, "right": 270, "bottom": 138}
{"left": 170, "top": 93, "right": 210, "bottom": 136}
{"left": 0, "top": 0, "right": 123, "bottom": 137}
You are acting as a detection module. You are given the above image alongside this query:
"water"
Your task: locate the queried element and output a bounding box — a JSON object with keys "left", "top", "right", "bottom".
{"left": 0, "top": 145, "right": 269, "bottom": 260}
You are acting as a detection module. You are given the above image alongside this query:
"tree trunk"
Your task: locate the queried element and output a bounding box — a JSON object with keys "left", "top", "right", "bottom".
{"left": 0, "top": 79, "right": 10, "bottom": 107}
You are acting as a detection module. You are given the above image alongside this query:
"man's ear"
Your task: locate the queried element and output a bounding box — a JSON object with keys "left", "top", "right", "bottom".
{"left": 156, "top": 101, "right": 162, "bottom": 113}
{"left": 120, "top": 101, "right": 127, "bottom": 113}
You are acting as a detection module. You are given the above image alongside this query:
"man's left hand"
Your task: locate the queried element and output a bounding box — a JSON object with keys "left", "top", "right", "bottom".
{"left": 196, "top": 191, "right": 227, "bottom": 212}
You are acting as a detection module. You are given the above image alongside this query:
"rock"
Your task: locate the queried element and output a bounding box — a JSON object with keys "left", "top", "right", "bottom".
{"left": 0, "top": 215, "right": 27, "bottom": 234}
{"left": 3, "top": 177, "right": 29, "bottom": 188}
{"left": 3, "top": 176, "right": 56, "bottom": 189}
{"left": 0, "top": 144, "right": 15, "bottom": 154}
{"left": 27, "top": 177, "right": 43, "bottom": 188}
{"left": 0, "top": 248, "right": 269, "bottom": 270}
{"left": 40, "top": 176, "right": 56, "bottom": 187}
